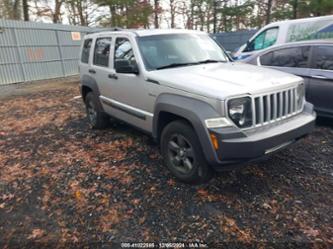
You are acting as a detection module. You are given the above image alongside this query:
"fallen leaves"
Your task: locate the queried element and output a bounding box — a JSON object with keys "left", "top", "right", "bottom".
{"left": 218, "top": 215, "right": 255, "bottom": 243}
{"left": 302, "top": 227, "right": 320, "bottom": 238}
{"left": 27, "top": 228, "right": 45, "bottom": 240}
{"left": 196, "top": 188, "right": 231, "bottom": 203}
{"left": 100, "top": 205, "right": 123, "bottom": 232}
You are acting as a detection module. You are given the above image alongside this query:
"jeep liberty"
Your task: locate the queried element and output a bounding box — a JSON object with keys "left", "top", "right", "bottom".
{"left": 79, "top": 29, "right": 316, "bottom": 183}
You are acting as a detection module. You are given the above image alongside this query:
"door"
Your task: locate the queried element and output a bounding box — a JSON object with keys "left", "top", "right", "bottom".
{"left": 308, "top": 45, "right": 333, "bottom": 116}
{"left": 89, "top": 36, "right": 113, "bottom": 100}
{"left": 258, "top": 46, "right": 312, "bottom": 99}
{"left": 79, "top": 38, "right": 93, "bottom": 79}
{"left": 239, "top": 27, "right": 279, "bottom": 59}
{"left": 101, "top": 36, "right": 152, "bottom": 132}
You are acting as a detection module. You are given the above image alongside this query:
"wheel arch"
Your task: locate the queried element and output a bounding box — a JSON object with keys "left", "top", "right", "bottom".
{"left": 153, "top": 94, "right": 221, "bottom": 164}
{"left": 80, "top": 74, "right": 104, "bottom": 112}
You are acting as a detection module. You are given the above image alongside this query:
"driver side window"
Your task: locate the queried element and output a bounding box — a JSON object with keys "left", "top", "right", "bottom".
{"left": 245, "top": 27, "right": 279, "bottom": 52}
{"left": 114, "top": 38, "right": 137, "bottom": 68}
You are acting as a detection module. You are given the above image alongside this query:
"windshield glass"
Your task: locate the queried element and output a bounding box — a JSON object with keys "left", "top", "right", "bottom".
{"left": 137, "top": 33, "right": 228, "bottom": 70}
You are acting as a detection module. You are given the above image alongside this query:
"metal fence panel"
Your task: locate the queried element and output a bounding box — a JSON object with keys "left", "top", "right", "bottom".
{"left": 213, "top": 30, "right": 257, "bottom": 52}
{"left": 0, "top": 64, "right": 24, "bottom": 85}
{"left": 0, "top": 19, "right": 93, "bottom": 86}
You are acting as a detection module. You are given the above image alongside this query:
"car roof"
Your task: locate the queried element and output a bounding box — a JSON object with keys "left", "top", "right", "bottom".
{"left": 263, "top": 15, "right": 333, "bottom": 28}
{"left": 84, "top": 29, "right": 206, "bottom": 39}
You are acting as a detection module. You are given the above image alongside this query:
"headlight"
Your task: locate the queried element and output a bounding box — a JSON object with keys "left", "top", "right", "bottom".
{"left": 228, "top": 97, "right": 252, "bottom": 128}
{"left": 296, "top": 83, "right": 305, "bottom": 110}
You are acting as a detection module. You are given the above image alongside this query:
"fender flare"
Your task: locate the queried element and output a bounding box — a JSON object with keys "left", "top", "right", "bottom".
{"left": 80, "top": 74, "right": 104, "bottom": 112}
{"left": 153, "top": 93, "right": 221, "bottom": 164}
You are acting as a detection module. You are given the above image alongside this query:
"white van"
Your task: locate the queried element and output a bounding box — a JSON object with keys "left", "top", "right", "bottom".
{"left": 233, "top": 15, "right": 333, "bottom": 60}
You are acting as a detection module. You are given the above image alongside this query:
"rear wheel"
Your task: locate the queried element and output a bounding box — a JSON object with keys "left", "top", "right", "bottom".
{"left": 85, "top": 92, "right": 109, "bottom": 129}
{"left": 161, "top": 120, "right": 213, "bottom": 184}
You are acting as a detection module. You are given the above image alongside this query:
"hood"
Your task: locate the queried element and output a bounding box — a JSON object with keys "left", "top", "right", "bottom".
{"left": 147, "top": 62, "right": 302, "bottom": 100}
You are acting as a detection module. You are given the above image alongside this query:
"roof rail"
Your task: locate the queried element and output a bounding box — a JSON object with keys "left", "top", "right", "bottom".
{"left": 107, "top": 27, "right": 123, "bottom": 31}
{"left": 88, "top": 27, "right": 124, "bottom": 34}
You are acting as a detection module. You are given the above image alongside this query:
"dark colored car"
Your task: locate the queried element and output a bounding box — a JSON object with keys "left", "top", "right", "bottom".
{"left": 244, "top": 40, "right": 333, "bottom": 118}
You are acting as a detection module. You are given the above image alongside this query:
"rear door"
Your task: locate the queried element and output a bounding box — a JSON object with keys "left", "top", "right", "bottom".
{"left": 90, "top": 36, "right": 113, "bottom": 99}
{"left": 308, "top": 45, "right": 333, "bottom": 116}
{"left": 258, "top": 46, "right": 312, "bottom": 99}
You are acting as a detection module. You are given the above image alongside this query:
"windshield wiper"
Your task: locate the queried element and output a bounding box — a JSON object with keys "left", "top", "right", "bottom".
{"left": 155, "top": 59, "right": 225, "bottom": 70}
{"left": 156, "top": 62, "right": 198, "bottom": 70}
{"left": 196, "top": 59, "right": 224, "bottom": 64}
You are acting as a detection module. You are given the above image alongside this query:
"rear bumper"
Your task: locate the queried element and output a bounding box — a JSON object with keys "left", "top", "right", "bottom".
{"left": 208, "top": 103, "right": 316, "bottom": 170}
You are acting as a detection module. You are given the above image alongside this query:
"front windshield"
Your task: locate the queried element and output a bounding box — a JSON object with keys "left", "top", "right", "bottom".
{"left": 137, "top": 33, "right": 229, "bottom": 70}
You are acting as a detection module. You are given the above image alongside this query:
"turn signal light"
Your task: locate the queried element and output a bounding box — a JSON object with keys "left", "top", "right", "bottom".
{"left": 210, "top": 133, "right": 219, "bottom": 150}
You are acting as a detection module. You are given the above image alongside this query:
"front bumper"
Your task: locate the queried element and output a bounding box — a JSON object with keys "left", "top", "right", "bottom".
{"left": 208, "top": 102, "right": 316, "bottom": 170}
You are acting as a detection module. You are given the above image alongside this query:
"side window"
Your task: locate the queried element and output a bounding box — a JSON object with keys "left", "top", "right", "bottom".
{"left": 311, "top": 46, "right": 333, "bottom": 70}
{"left": 93, "top": 37, "right": 112, "bottom": 67}
{"left": 263, "top": 28, "right": 278, "bottom": 49}
{"left": 260, "top": 46, "right": 310, "bottom": 68}
{"left": 114, "top": 38, "right": 137, "bottom": 68}
{"left": 81, "top": 39, "right": 92, "bottom": 63}
{"left": 245, "top": 28, "right": 279, "bottom": 52}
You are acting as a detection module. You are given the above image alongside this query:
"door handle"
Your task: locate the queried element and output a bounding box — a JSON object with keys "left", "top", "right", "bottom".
{"left": 311, "top": 75, "right": 327, "bottom": 79}
{"left": 88, "top": 69, "right": 96, "bottom": 74}
{"left": 108, "top": 73, "right": 118, "bottom": 80}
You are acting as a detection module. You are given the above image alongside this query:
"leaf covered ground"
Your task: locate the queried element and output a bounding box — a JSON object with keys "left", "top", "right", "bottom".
{"left": 0, "top": 81, "right": 332, "bottom": 248}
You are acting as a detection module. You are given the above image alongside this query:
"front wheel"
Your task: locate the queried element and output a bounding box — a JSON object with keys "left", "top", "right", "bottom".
{"left": 160, "top": 120, "right": 213, "bottom": 184}
{"left": 85, "top": 92, "right": 109, "bottom": 129}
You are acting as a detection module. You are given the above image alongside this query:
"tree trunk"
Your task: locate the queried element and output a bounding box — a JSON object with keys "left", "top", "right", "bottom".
{"left": 12, "top": 0, "right": 21, "bottom": 20}
{"left": 213, "top": 0, "right": 217, "bottom": 33}
{"left": 170, "top": 0, "right": 175, "bottom": 28}
{"left": 154, "top": 0, "right": 159, "bottom": 28}
{"left": 53, "top": 0, "right": 63, "bottom": 23}
{"left": 292, "top": 0, "right": 298, "bottom": 19}
{"left": 22, "top": 0, "right": 29, "bottom": 21}
{"left": 110, "top": 4, "right": 117, "bottom": 27}
{"left": 77, "top": 1, "right": 86, "bottom": 26}
{"left": 265, "top": 0, "right": 272, "bottom": 24}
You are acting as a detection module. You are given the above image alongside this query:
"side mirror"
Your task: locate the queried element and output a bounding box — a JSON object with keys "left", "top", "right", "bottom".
{"left": 115, "top": 59, "right": 139, "bottom": 75}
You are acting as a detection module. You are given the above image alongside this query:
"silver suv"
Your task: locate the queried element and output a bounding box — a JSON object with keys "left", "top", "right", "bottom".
{"left": 79, "top": 29, "right": 316, "bottom": 183}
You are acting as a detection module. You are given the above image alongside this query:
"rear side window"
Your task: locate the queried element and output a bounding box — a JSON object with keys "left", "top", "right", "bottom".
{"left": 260, "top": 46, "right": 310, "bottom": 68}
{"left": 311, "top": 46, "right": 333, "bottom": 70}
{"left": 81, "top": 39, "right": 92, "bottom": 63}
{"left": 93, "top": 37, "right": 112, "bottom": 67}
{"left": 245, "top": 27, "right": 279, "bottom": 52}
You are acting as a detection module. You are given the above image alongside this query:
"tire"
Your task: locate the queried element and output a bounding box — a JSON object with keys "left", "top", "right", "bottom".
{"left": 85, "top": 92, "right": 109, "bottom": 129}
{"left": 160, "top": 120, "right": 213, "bottom": 184}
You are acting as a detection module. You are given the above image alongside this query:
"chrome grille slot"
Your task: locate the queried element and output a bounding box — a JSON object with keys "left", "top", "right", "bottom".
{"left": 252, "top": 86, "right": 301, "bottom": 128}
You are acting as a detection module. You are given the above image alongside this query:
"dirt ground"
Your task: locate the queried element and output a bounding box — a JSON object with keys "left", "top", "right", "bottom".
{"left": 0, "top": 80, "right": 332, "bottom": 248}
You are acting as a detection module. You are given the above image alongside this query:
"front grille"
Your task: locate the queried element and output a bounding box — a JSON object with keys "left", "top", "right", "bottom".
{"left": 252, "top": 87, "right": 301, "bottom": 127}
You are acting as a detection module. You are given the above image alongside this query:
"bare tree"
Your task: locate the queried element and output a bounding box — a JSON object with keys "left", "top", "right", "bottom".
{"left": 1, "top": 0, "right": 22, "bottom": 20}
{"left": 65, "top": 0, "right": 93, "bottom": 26}
{"left": 291, "top": 0, "right": 298, "bottom": 19}
{"left": 169, "top": 0, "right": 176, "bottom": 28}
{"left": 153, "top": 0, "right": 160, "bottom": 28}
{"left": 22, "top": 0, "right": 29, "bottom": 21}
{"left": 52, "top": 0, "right": 63, "bottom": 23}
{"left": 265, "top": 0, "right": 273, "bottom": 24}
